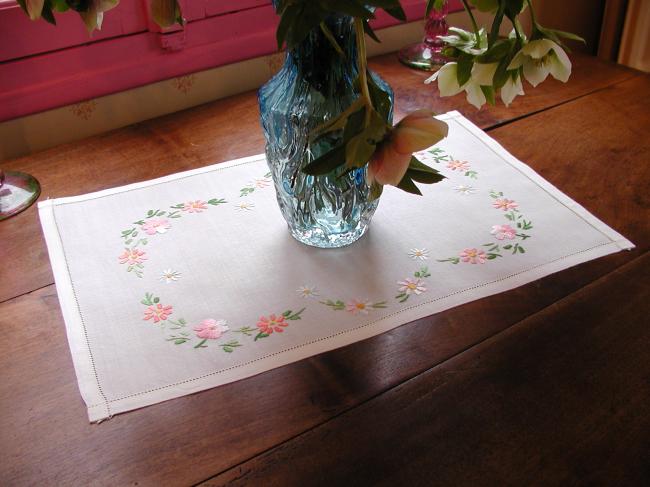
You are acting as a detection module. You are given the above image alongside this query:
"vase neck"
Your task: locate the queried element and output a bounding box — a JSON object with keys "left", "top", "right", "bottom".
{"left": 286, "top": 15, "right": 358, "bottom": 88}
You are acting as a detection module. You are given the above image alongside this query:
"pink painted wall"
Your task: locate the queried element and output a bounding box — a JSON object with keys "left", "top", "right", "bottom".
{"left": 0, "top": 0, "right": 462, "bottom": 122}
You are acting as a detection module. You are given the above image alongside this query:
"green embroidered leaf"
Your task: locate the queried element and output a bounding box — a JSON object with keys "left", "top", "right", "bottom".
{"left": 320, "top": 299, "right": 346, "bottom": 311}
{"left": 287, "top": 308, "right": 305, "bottom": 320}
{"left": 414, "top": 267, "right": 431, "bottom": 278}
{"left": 254, "top": 332, "right": 269, "bottom": 341}
{"left": 503, "top": 244, "right": 513, "bottom": 249}
{"left": 518, "top": 246, "right": 525, "bottom": 253}
{"left": 372, "top": 301, "right": 388, "bottom": 309}
{"left": 174, "top": 339, "right": 186, "bottom": 345}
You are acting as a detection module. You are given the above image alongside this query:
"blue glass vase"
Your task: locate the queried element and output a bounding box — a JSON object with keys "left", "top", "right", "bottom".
{"left": 258, "top": 15, "right": 394, "bottom": 248}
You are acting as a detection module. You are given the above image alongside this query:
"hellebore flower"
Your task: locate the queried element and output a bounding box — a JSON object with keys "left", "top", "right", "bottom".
{"left": 425, "top": 62, "right": 499, "bottom": 109}
{"left": 24, "top": 0, "right": 44, "bottom": 20}
{"left": 500, "top": 74, "right": 525, "bottom": 106}
{"left": 508, "top": 39, "right": 572, "bottom": 87}
{"left": 368, "top": 109, "right": 448, "bottom": 186}
{"left": 80, "top": 0, "right": 119, "bottom": 33}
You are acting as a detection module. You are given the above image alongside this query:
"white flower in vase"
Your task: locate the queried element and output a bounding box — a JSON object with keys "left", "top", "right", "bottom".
{"left": 508, "top": 39, "right": 572, "bottom": 87}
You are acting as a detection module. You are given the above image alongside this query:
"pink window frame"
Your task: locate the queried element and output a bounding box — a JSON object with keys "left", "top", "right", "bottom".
{"left": 0, "top": 0, "right": 462, "bottom": 122}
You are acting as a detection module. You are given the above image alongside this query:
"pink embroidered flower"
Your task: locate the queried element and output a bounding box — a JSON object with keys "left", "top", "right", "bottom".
{"left": 490, "top": 224, "right": 517, "bottom": 240}
{"left": 397, "top": 278, "right": 427, "bottom": 295}
{"left": 346, "top": 299, "right": 372, "bottom": 315}
{"left": 118, "top": 248, "right": 147, "bottom": 265}
{"left": 254, "top": 178, "right": 270, "bottom": 188}
{"left": 459, "top": 248, "right": 487, "bottom": 264}
{"left": 194, "top": 319, "right": 229, "bottom": 339}
{"left": 141, "top": 218, "right": 171, "bottom": 235}
{"left": 446, "top": 160, "right": 470, "bottom": 171}
{"left": 492, "top": 198, "right": 518, "bottom": 211}
{"left": 143, "top": 304, "right": 173, "bottom": 323}
{"left": 257, "top": 314, "right": 288, "bottom": 334}
{"left": 182, "top": 200, "right": 208, "bottom": 213}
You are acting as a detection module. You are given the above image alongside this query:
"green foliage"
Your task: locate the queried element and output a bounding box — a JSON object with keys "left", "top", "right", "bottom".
{"left": 397, "top": 157, "right": 445, "bottom": 195}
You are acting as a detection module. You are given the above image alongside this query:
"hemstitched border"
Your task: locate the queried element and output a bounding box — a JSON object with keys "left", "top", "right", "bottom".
{"left": 52, "top": 206, "right": 112, "bottom": 418}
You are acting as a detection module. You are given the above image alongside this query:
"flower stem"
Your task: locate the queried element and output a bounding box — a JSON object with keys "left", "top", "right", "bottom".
{"left": 460, "top": 0, "right": 480, "bottom": 46}
{"left": 353, "top": 19, "right": 373, "bottom": 125}
{"left": 526, "top": 0, "right": 537, "bottom": 28}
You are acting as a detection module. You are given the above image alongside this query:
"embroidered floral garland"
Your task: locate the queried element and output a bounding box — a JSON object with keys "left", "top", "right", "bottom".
{"left": 239, "top": 172, "right": 272, "bottom": 197}
{"left": 438, "top": 189, "right": 534, "bottom": 264}
{"left": 118, "top": 198, "right": 227, "bottom": 278}
{"left": 124, "top": 158, "right": 536, "bottom": 354}
{"left": 140, "top": 292, "right": 305, "bottom": 351}
{"left": 425, "top": 147, "right": 478, "bottom": 180}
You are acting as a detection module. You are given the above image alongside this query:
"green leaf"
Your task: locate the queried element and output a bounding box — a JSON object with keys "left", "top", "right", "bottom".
{"left": 426, "top": 0, "right": 447, "bottom": 16}
{"left": 363, "top": 20, "right": 381, "bottom": 43}
{"left": 40, "top": 3, "right": 57, "bottom": 25}
{"left": 457, "top": 54, "right": 474, "bottom": 86}
{"left": 310, "top": 98, "right": 365, "bottom": 141}
{"left": 303, "top": 144, "right": 346, "bottom": 175}
{"left": 480, "top": 85, "right": 496, "bottom": 105}
{"left": 52, "top": 0, "right": 70, "bottom": 12}
{"left": 396, "top": 174, "right": 422, "bottom": 195}
{"left": 541, "top": 27, "right": 586, "bottom": 44}
{"left": 406, "top": 167, "right": 444, "bottom": 184}
{"left": 469, "top": 0, "right": 499, "bottom": 12}
{"left": 367, "top": 72, "right": 392, "bottom": 122}
{"left": 478, "top": 39, "right": 514, "bottom": 63}
{"left": 254, "top": 332, "right": 269, "bottom": 341}
{"left": 345, "top": 132, "right": 376, "bottom": 169}
{"left": 324, "top": 0, "right": 374, "bottom": 19}
{"left": 276, "top": 4, "right": 300, "bottom": 49}
{"left": 383, "top": 5, "right": 406, "bottom": 21}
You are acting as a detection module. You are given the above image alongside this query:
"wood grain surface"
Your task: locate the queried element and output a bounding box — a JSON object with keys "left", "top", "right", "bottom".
{"left": 0, "top": 52, "right": 647, "bottom": 486}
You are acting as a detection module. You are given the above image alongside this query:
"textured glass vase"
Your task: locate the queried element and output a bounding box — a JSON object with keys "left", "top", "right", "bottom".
{"left": 258, "top": 15, "right": 394, "bottom": 248}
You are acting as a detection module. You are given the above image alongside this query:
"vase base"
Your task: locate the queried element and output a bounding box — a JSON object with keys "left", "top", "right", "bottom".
{"left": 397, "top": 43, "right": 448, "bottom": 71}
{"left": 0, "top": 171, "right": 41, "bottom": 221}
{"left": 289, "top": 224, "right": 370, "bottom": 249}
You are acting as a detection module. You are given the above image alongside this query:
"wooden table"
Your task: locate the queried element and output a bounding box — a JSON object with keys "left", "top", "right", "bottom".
{"left": 1, "top": 52, "right": 648, "bottom": 486}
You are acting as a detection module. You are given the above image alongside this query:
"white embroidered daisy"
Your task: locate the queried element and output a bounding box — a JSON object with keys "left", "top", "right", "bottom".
{"left": 453, "top": 184, "right": 477, "bottom": 195}
{"left": 159, "top": 269, "right": 181, "bottom": 283}
{"left": 234, "top": 202, "right": 255, "bottom": 211}
{"left": 397, "top": 278, "right": 427, "bottom": 295}
{"left": 408, "top": 248, "right": 430, "bottom": 261}
{"left": 297, "top": 285, "right": 319, "bottom": 299}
